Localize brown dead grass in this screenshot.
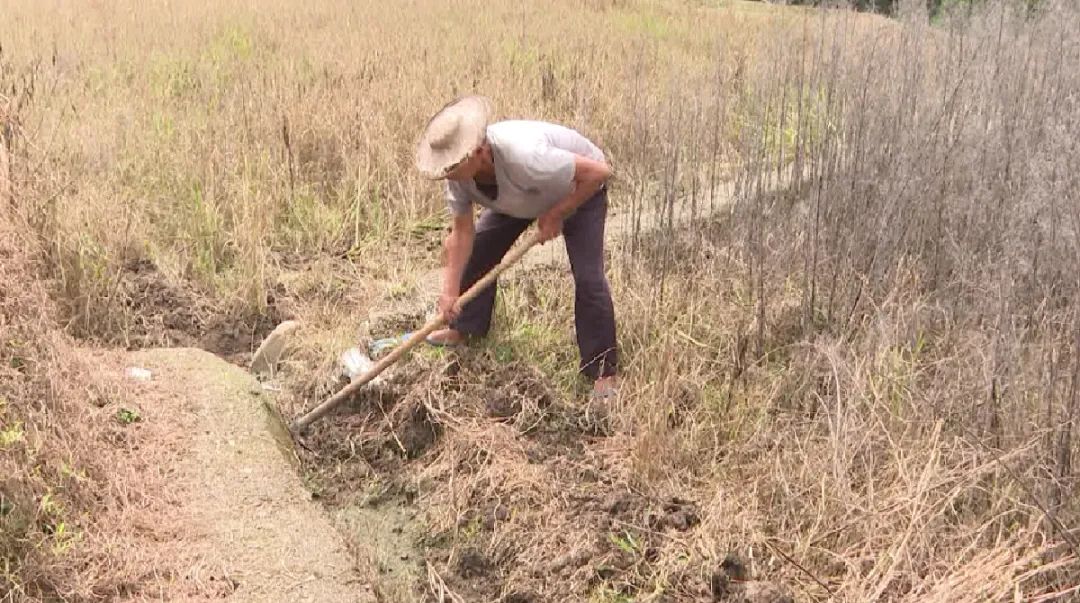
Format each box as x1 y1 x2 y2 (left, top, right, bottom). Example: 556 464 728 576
293 236 1080 601
0 212 190 600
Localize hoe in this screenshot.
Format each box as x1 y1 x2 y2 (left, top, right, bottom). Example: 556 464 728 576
286 230 542 437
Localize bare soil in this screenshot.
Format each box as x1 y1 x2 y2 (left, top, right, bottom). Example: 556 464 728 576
95 258 291 363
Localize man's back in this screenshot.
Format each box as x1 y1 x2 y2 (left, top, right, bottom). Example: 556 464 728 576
444 120 605 219
487 120 605 164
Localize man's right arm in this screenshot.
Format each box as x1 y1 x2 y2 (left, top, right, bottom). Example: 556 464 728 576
439 211 474 320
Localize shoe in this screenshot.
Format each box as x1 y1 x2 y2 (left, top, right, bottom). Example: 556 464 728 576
425 328 464 347
591 376 619 400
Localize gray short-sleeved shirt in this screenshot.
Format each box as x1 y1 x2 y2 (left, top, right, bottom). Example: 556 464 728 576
445 120 605 220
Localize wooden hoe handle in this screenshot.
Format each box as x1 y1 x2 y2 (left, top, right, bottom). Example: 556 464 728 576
289 230 543 434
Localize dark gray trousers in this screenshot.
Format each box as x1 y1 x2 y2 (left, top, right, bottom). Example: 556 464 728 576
450 189 617 379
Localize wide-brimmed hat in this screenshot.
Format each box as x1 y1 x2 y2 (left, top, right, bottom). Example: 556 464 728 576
415 95 494 180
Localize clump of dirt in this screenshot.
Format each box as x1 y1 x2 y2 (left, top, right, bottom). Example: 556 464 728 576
362 307 429 341
647 496 702 532
199 295 290 362
394 401 441 460
98 258 290 363
114 258 207 348
709 553 796 603
453 547 495 579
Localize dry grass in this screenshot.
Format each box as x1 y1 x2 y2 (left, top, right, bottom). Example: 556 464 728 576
3 0 1080 600
591 0 1080 599
0 0 786 349
0 208 188 600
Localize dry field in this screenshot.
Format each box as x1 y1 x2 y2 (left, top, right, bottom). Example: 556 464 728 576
2 0 1080 601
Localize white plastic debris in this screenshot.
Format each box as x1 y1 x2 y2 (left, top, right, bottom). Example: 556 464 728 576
125 367 152 381
339 347 374 381
338 346 391 388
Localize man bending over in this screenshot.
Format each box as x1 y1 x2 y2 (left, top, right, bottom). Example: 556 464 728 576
414 95 618 399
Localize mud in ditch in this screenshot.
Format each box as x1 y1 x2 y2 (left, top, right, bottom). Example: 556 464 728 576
337 496 428 601
289 348 790 602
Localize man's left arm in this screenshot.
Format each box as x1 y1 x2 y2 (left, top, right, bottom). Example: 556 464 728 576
537 154 612 243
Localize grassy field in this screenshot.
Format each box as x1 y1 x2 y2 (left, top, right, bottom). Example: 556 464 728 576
3 0 1080 601
1 0 787 343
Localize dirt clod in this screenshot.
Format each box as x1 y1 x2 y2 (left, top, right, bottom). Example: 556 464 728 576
719 553 750 581
547 548 591 575
480 503 512 531
713 580 795 603
455 548 493 579
393 402 440 459
486 394 522 420
648 497 700 532
579 396 614 435
503 591 539 603
740 581 795 603
711 553 792 603
603 492 643 517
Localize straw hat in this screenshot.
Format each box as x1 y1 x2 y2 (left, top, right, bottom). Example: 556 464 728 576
415 95 494 180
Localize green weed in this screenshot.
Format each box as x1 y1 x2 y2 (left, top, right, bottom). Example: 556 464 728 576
149 55 199 99
165 180 231 284
611 9 672 40
208 25 255 64
278 192 347 254
0 422 24 448
500 39 543 72
588 584 635 603
608 530 641 556
116 408 141 425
